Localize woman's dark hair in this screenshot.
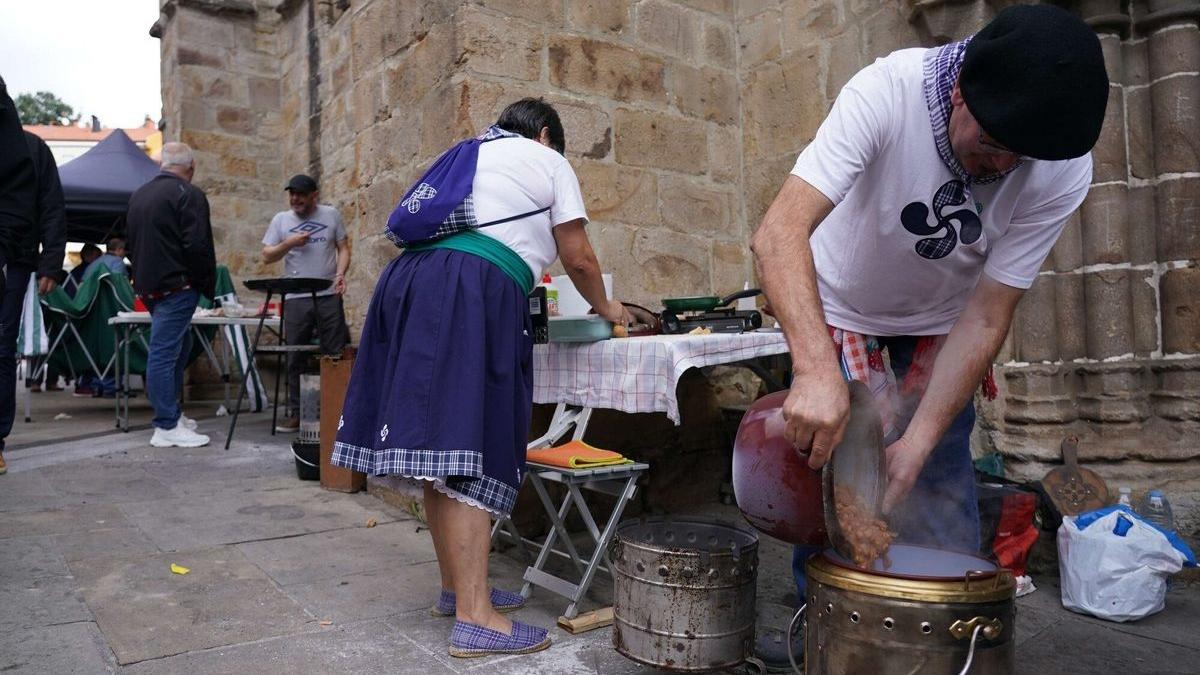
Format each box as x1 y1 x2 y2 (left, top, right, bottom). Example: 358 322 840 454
496 98 566 154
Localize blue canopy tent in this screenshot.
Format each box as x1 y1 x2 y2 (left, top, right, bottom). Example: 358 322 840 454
57 128 159 243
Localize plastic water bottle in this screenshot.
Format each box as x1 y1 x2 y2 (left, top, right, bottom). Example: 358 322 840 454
1137 489 1175 531
1117 486 1133 508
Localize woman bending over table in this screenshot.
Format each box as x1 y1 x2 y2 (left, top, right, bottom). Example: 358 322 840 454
331 98 630 658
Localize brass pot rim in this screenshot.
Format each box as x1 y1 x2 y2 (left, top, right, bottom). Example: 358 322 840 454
806 555 1015 604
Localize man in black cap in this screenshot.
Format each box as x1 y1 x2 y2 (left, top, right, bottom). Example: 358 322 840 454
749 2 1108 637
261 174 350 432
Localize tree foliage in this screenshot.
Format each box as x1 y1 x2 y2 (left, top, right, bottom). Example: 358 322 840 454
16 91 78 126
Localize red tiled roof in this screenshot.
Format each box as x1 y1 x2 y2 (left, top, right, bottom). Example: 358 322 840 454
24 119 158 143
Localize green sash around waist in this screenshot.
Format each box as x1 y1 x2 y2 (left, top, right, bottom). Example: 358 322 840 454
407 230 534 296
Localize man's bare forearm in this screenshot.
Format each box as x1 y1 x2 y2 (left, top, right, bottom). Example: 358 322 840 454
336 241 351 277
904 277 1023 452
751 176 848 460
262 243 289 263
750 176 837 374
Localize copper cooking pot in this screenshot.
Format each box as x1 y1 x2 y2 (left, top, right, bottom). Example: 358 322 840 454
731 380 886 548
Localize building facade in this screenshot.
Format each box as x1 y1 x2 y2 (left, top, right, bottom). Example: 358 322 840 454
153 0 1200 534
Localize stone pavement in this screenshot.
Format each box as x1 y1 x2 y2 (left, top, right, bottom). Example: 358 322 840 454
1 411 1197 674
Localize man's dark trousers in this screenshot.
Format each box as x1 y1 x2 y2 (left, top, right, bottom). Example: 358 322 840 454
284 295 348 417
0 263 33 451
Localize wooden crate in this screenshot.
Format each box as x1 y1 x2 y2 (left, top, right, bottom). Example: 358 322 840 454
319 348 365 493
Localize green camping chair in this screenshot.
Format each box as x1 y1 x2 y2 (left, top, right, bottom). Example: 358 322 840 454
20 264 270 424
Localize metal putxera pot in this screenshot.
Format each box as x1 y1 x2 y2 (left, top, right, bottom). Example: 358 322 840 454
804 544 1016 675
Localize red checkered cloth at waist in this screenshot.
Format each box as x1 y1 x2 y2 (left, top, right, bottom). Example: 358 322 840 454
827 326 997 439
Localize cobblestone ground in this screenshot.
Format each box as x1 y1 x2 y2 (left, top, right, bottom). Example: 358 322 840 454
1 403 1196 674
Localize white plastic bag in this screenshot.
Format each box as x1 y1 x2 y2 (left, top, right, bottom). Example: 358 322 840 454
1058 509 1185 622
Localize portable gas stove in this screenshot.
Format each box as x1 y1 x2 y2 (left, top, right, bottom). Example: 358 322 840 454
661 306 763 334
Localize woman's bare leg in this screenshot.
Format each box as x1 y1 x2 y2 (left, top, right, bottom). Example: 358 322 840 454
430 488 511 633
423 482 454 592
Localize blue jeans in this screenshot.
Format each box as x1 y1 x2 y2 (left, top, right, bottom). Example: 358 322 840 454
791 335 981 601
145 289 198 430
0 264 32 451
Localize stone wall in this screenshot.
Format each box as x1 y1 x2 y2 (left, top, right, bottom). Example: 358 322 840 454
987 0 1200 538
155 0 1200 534
737 1 925 224
154 0 288 287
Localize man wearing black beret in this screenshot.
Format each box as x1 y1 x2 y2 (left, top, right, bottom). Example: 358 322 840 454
750 4 1109 607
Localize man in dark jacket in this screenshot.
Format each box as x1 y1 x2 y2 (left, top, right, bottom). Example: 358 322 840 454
0 75 38 291
126 141 215 448
0 85 68 474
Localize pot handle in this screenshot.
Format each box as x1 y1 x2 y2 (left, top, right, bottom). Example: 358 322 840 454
961 569 992 591
956 623 983 675
718 288 762 307
1061 435 1080 468
787 604 806 675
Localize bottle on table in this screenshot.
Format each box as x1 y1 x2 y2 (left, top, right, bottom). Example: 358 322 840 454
1117 486 1133 508
541 274 559 317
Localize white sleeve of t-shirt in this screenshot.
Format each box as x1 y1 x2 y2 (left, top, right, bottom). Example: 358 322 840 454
550 157 589 227
791 59 897 204
984 156 1092 289
262 214 283 246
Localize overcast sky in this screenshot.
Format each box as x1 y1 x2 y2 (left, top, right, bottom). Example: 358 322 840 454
0 1 162 129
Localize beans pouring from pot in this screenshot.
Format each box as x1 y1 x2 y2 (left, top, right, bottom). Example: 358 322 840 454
835 489 895 569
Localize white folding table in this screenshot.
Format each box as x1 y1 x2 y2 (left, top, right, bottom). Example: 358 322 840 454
108 312 281 431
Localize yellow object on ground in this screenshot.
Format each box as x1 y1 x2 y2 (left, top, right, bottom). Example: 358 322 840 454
527 440 631 469
170 563 190 575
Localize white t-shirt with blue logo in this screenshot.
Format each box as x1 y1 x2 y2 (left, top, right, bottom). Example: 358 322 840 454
792 47 1092 336
262 204 347 298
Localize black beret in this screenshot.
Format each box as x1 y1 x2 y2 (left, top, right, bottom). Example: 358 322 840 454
960 4 1109 161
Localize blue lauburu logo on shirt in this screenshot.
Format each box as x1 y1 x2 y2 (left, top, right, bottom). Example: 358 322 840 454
900 180 982 260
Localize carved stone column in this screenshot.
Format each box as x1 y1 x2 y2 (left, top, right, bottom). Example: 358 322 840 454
1142 0 1200 444
904 0 1019 44
910 0 1200 534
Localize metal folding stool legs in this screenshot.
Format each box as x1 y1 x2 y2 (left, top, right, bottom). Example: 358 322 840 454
517 461 648 619
489 515 531 563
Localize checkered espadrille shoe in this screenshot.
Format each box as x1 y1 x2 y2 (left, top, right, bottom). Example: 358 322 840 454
430 588 526 617
448 619 550 658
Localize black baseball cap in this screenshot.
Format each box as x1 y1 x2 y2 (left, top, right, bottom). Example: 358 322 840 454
284 174 318 193
960 5 1109 161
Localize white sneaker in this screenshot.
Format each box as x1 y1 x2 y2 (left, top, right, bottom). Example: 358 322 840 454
178 415 198 430
150 424 210 448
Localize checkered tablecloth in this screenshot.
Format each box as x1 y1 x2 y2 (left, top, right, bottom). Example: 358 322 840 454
532 330 790 424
